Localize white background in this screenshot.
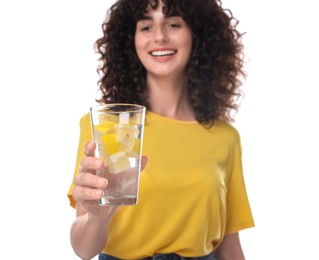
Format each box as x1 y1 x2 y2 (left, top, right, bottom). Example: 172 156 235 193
0 0 318 259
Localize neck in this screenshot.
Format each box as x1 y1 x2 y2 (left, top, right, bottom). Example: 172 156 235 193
146 74 195 121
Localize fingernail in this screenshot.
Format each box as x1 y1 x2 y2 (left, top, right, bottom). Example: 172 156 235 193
98 178 107 188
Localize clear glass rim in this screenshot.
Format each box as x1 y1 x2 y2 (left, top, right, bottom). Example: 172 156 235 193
90 103 146 113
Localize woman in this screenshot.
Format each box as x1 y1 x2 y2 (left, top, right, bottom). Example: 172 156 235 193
68 0 254 259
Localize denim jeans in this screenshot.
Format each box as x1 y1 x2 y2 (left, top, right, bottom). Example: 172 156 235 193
98 253 217 260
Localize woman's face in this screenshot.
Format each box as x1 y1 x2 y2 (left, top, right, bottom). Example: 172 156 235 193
134 2 192 79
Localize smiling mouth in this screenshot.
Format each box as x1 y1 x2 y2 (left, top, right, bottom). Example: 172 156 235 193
150 50 177 57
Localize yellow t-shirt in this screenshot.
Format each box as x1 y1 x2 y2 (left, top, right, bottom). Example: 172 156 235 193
68 111 254 258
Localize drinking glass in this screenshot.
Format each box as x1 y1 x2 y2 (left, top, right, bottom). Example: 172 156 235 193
90 103 146 206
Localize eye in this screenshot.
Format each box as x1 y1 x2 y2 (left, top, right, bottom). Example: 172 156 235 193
166 23 181 29
141 25 153 32
136 20 154 32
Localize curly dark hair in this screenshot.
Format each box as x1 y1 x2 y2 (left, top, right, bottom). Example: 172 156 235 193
95 0 246 124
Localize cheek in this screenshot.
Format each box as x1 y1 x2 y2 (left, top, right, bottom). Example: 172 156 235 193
135 47 146 63
134 33 141 49
179 31 192 49
134 36 139 52
134 41 143 60
134 41 148 67
134 36 147 53
182 37 193 57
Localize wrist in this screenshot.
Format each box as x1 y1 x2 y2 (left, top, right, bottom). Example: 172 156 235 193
87 206 119 222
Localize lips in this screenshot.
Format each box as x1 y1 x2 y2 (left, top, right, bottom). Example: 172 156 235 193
150 49 177 57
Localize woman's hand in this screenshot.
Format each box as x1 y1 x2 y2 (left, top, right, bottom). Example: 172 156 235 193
71 141 148 217
72 141 113 216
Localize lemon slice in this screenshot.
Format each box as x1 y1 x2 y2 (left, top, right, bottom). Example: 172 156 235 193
99 123 141 174
109 152 131 174
94 121 116 134
100 131 140 155
114 124 139 150
101 133 121 155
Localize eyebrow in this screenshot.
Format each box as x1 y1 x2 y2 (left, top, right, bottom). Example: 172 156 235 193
138 14 180 21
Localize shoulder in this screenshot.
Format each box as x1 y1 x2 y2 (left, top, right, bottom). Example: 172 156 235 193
213 120 241 143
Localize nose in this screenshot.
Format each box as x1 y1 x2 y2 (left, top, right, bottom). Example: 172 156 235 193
154 26 168 43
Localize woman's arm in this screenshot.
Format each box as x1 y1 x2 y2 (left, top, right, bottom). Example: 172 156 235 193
70 141 119 260
69 141 148 260
214 233 245 260
70 203 118 260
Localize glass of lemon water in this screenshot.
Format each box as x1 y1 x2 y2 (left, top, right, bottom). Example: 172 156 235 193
90 104 146 206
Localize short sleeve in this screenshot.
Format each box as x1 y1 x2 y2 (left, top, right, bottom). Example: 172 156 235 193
225 132 255 234
67 113 92 208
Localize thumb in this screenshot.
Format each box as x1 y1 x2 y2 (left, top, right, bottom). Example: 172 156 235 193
141 155 148 171
84 141 96 157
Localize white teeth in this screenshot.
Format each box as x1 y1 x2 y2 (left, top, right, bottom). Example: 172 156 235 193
150 50 176 56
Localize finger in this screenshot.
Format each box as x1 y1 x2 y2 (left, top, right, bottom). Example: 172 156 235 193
74 172 108 189
79 156 105 173
141 155 148 171
84 141 96 157
72 185 104 202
